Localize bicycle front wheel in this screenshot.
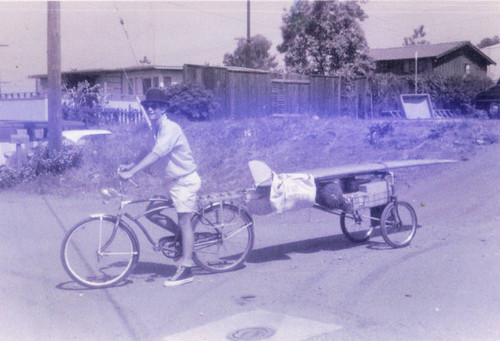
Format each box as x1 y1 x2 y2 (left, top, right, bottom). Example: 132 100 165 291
192 203 254 273
61 216 139 288
380 201 417 248
340 207 375 243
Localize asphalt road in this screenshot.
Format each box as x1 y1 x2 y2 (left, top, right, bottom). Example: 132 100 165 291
0 143 499 341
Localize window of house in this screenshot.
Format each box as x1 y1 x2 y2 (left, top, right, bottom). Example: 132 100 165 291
409 60 415 73
142 78 152 94
163 76 172 87
153 76 159 88
464 64 471 75
418 59 427 72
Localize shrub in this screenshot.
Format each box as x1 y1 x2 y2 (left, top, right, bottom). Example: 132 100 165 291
0 146 82 187
163 84 220 121
0 166 17 188
369 74 409 114
368 73 493 116
412 74 493 114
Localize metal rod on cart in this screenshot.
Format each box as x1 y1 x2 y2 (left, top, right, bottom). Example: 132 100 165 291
313 204 343 216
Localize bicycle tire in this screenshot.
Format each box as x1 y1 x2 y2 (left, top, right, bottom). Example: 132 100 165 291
340 207 374 243
61 215 140 289
380 201 417 248
192 203 254 273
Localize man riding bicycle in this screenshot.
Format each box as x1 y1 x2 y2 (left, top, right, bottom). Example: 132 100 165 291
118 88 201 287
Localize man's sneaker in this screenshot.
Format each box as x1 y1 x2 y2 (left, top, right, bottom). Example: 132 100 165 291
163 266 193 287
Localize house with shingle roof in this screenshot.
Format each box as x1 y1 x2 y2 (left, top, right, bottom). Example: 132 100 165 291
369 41 496 78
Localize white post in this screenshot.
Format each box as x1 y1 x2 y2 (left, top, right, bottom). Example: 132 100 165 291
415 51 418 94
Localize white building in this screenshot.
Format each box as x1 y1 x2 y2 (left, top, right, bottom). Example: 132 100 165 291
481 43 500 82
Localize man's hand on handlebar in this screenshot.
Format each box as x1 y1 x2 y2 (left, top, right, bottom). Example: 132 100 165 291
118 162 135 172
118 169 134 181
118 162 136 181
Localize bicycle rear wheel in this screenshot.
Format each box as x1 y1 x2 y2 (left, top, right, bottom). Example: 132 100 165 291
380 201 417 248
61 215 139 288
192 203 254 273
340 207 375 242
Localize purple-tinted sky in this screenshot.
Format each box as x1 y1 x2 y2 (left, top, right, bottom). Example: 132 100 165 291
0 0 499 92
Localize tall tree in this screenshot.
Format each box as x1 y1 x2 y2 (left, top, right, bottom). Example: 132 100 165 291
403 25 430 46
223 34 278 70
477 35 500 49
277 0 373 77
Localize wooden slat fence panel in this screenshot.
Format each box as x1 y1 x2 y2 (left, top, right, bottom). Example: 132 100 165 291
271 79 310 115
228 71 271 119
310 76 341 117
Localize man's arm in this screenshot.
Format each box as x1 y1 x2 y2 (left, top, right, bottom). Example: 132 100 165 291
118 152 159 180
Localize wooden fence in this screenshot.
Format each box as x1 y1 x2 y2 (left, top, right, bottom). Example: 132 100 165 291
184 65 343 119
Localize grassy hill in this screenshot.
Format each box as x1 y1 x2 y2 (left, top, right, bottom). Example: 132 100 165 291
7 116 500 197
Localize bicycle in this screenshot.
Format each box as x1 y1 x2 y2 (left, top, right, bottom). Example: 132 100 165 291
60 184 255 289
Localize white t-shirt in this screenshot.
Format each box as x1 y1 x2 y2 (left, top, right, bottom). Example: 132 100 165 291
151 115 197 178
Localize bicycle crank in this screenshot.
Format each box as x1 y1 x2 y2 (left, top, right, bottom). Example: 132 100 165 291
158 236 182 259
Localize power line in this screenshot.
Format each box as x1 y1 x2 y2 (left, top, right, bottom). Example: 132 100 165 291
164 1 281 31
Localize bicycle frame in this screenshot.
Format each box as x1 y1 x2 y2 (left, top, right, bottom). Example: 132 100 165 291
102 193 252 255
107 198 170 250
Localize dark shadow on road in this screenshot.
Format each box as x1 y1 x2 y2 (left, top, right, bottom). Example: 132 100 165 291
247 232 369 264
133 261 174 277
131 261 231 279
56 279 131 291
246 226 421 264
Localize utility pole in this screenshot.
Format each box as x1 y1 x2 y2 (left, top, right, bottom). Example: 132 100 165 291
247 0 250 43
245 0 251 68
47 1 62 153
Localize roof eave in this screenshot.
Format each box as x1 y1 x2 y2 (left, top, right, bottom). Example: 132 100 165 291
29 65 184 79
435 41 496 65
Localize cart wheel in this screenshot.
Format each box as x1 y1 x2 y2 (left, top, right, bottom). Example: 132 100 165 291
340 208 374 243
380 201 417 248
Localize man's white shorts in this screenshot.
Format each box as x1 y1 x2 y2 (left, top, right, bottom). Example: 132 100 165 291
168 171 201 213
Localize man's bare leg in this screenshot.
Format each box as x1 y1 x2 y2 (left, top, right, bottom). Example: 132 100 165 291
163 212 195 286
177 212 195 267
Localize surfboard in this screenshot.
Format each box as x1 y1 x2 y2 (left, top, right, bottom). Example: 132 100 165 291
248 159 457 186
307 159 457 181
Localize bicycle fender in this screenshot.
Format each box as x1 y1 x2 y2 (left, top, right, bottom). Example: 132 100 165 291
193 203 254 226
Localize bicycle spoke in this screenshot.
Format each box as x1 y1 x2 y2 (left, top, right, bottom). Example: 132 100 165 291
62 217 138 288
380 202 417 248
340 207 374 242
193 204 254 272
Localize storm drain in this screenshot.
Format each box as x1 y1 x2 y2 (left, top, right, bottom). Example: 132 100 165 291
227 326 276 340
